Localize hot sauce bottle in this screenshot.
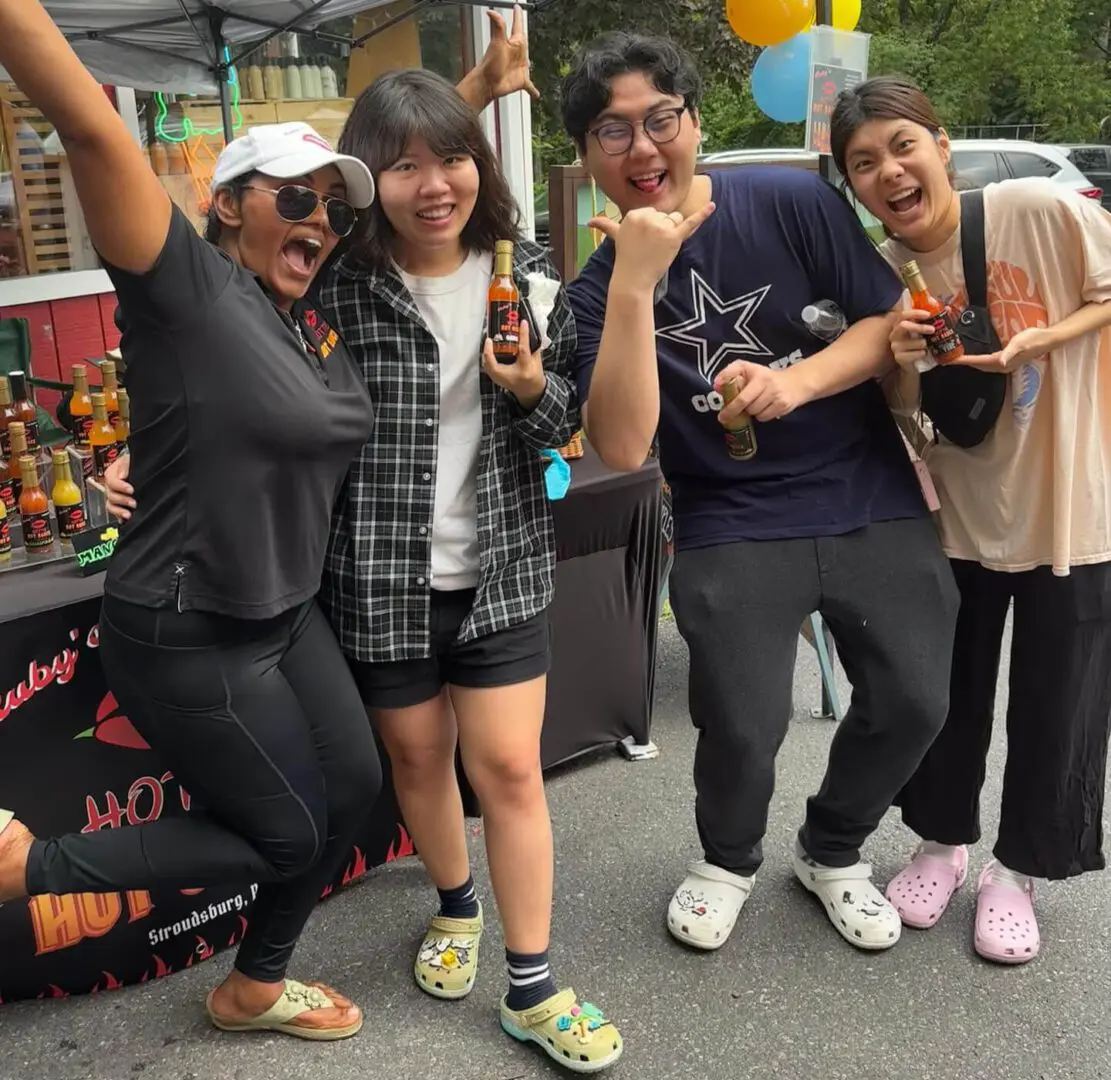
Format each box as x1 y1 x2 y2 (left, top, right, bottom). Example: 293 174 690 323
487 239 520 364
0 375 17 458
70 363 94 449
100 359 122 427
51 449 87 543
7 371 38 451
18 454 53 553
8 421 29 504
114 387 131 452
900 260 964 364
90 392 120 480
0 435 12 514
720 377 758 461
0 499 10 562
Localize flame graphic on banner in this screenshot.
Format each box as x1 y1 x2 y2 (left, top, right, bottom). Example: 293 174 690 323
37 984 68 999
227 914 249 948
89 971 122 994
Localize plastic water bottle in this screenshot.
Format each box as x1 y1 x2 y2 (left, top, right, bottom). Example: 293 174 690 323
802 300 847 343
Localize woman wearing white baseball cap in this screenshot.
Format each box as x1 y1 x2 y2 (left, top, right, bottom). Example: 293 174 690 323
0 0 382 1041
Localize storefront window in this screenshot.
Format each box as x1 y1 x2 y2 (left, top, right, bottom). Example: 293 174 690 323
0 82 120 279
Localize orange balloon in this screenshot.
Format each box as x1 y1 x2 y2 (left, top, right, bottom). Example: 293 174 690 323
726 0 813 47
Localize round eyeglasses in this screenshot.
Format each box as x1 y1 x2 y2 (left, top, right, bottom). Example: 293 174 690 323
588 106 687 157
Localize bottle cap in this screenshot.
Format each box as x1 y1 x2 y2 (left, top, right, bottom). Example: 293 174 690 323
494 239 514 255
92 392 106 407
900 259 922 278
52 449 68 465
801 304 819 323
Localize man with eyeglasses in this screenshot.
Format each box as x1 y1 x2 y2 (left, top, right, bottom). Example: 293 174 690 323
561 33 959 954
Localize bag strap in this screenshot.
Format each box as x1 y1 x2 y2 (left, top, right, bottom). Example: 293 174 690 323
959 188 988 309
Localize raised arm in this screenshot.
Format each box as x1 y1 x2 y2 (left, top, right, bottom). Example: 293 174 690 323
0 0 172 274
456 5 539 113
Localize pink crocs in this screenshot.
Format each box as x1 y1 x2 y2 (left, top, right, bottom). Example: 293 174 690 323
974 861 1040 964
885 844 968 929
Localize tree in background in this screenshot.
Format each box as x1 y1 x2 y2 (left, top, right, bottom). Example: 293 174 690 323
529 0 1111 181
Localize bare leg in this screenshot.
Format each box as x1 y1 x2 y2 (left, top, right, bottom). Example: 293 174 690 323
451 677 551 953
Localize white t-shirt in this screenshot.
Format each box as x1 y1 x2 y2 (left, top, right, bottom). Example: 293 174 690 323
399 250 492 590
880 178 1111 575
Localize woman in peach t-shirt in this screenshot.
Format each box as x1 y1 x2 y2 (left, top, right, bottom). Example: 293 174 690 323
830 76 1111 966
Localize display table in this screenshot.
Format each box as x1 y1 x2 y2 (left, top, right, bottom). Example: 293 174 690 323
0 447 663 1002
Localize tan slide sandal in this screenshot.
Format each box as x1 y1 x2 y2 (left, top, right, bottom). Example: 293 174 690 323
206 979 363 1041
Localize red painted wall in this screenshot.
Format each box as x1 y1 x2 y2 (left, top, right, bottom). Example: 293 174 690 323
0 293 119 420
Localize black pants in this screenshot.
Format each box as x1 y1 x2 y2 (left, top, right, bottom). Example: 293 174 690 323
25 595 382 983
898 559 1111 880
669 517 959 875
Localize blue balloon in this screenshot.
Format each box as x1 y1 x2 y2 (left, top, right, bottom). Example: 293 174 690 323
751 31 812 124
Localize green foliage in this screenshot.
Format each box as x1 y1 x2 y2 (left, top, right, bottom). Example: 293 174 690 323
528 0 1111 178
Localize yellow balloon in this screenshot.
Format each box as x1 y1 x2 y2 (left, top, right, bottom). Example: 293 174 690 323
726 0 812 48
804 0 862 31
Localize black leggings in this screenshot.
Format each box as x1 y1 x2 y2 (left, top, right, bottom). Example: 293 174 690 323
898 559 1111 880
24 594 382 983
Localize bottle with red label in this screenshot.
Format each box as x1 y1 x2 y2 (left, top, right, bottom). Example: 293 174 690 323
18 453 53 554
7 371 38 451
70 363 94 449
51 449 87 544
487 240 520 364
90 392 119 479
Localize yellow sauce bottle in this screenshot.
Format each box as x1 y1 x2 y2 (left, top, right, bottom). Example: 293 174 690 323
52 449 87 544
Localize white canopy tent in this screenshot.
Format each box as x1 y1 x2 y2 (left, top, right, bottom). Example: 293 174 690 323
1 0 539 137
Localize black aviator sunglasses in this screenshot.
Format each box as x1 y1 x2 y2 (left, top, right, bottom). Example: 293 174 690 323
243 183 358 238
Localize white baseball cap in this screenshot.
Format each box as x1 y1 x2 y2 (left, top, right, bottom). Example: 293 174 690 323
212 122 375 208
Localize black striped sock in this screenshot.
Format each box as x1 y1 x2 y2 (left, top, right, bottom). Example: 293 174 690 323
505 948 558 1012
437 875 479 919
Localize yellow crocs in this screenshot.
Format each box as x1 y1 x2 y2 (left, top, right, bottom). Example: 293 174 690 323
500 988 623 1073
413 904 483 999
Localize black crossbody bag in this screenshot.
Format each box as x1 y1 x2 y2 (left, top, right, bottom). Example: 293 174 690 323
917 189 1007 448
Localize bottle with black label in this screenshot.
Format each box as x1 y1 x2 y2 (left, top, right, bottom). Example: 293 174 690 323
720 377 758 461
7 421 29 504
70 363 94 449
487 239 521 364
0 375 17 458
0 432 12 514
899 260 965 364
18 454 53 554
90 392 120 479
0 498 10 562
51 449 87 544
7 371 38 451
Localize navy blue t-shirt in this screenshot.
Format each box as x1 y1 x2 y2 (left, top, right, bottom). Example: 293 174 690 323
567 166 928 549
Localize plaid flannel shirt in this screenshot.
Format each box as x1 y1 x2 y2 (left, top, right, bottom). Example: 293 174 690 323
316 240 581 662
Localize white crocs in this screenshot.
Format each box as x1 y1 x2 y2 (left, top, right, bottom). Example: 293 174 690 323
667 860 754 950
794 844 902 951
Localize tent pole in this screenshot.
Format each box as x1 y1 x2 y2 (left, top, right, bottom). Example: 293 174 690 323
205 4 234 143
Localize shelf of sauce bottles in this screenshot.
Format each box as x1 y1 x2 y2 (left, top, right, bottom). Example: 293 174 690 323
0 361 128 573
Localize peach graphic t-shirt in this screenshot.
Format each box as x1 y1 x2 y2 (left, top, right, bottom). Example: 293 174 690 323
880 178 1111 576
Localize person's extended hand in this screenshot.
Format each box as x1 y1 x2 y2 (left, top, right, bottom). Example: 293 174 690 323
589 202 716 293
951 326 1053 373
103 453 136 521
483 320 546 409
714 361 806 423
890 309 936 370
476 5 538 101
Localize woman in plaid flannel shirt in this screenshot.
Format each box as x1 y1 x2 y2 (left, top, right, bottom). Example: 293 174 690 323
312 69 622 1072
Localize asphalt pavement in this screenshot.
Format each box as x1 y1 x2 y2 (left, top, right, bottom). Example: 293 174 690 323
1 613 1108 1080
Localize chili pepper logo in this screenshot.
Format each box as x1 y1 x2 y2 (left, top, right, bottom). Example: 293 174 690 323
74 691 150 750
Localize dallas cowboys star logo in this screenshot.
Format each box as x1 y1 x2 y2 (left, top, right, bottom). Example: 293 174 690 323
656 271 772 382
